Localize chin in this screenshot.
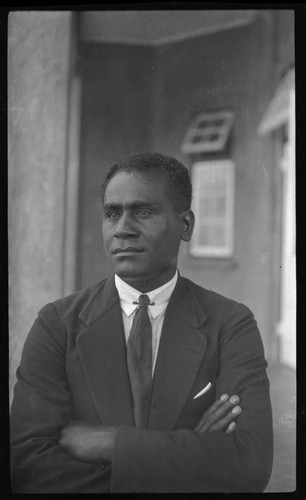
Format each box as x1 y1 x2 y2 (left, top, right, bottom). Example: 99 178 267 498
113 264 147 280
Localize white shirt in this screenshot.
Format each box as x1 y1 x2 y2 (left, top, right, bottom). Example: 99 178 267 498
114 271 178 374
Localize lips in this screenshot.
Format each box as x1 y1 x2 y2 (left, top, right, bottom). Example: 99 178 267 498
113 247 144 254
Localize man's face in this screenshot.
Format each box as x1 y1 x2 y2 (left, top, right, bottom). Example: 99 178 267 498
102 170 186 290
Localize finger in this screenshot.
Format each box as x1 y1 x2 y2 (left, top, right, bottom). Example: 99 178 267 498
193 395 228 432
225 421 237 434
194 394 231 431
204 394 229 417
193 394 240 433
201 396 240 431
208 405 241 432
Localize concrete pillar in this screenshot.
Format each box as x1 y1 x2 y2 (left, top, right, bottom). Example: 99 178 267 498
8 12 73 402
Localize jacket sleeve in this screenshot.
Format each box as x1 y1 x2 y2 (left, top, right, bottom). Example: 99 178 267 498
10 303 110 494
111 302 273 493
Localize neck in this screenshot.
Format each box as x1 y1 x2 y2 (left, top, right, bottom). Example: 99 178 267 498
117 269 177 293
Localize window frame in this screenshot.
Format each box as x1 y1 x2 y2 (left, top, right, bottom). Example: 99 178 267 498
190 159 235 258
182 110 234 154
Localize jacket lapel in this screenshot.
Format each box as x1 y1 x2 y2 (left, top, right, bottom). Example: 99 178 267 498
75 275 208 430
148 277 208 430
76 276 135 426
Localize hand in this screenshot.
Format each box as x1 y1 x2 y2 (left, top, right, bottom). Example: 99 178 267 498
193 394 241 434
59 421 117 463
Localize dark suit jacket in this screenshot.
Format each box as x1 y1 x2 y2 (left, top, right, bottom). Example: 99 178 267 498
10 275 273 493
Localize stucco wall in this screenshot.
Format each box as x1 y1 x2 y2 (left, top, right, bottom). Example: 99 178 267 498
8 12 73 400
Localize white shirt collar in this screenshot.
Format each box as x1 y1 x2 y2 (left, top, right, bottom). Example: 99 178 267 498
114 271 178 319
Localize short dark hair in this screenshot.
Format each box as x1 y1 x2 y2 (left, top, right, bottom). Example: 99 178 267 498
101 152 192 213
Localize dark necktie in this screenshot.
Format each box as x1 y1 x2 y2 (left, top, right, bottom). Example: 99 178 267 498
127 294 153 428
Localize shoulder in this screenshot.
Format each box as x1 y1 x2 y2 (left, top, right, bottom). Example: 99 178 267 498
180 275 237 309
53 279 107 311
179 277 262 355
37 278 109 324
179 275 254 322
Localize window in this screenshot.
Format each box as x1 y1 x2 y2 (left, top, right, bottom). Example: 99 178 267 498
182 110 234 154
190 160 235 258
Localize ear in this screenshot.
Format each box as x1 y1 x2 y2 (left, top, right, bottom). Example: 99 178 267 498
180 209 195 242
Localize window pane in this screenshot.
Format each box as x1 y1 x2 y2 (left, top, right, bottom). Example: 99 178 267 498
190 160 235 257
182 111 234 153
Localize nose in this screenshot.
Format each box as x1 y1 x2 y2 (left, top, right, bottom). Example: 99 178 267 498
114 212 138 239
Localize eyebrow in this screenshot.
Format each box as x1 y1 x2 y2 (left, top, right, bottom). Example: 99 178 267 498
103 201 160 211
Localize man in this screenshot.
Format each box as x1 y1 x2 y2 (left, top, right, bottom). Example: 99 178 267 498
10 152 273 493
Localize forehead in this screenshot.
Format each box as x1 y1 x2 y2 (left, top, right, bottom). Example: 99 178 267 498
104 170 169 205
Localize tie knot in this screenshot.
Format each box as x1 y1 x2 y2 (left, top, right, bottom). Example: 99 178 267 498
138 294 150 309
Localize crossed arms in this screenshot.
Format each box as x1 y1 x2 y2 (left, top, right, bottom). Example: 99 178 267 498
59 393 242 463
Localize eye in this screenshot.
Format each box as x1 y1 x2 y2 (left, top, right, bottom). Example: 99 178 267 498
135 209 152 217
105 211 120 219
